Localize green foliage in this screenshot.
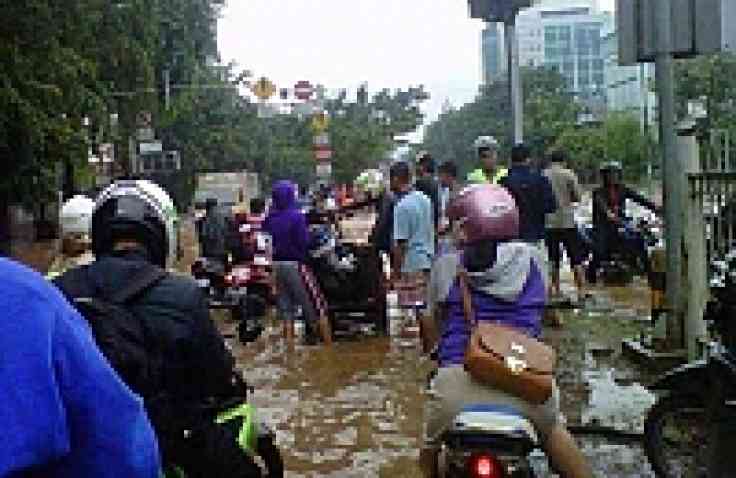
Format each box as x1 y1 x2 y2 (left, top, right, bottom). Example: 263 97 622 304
552 112 650 184
423 67 579 178
674 52 736 130
320 87 426 185
0 0 106 205
1 0 425 207
424 67 651 183
0 0 224 206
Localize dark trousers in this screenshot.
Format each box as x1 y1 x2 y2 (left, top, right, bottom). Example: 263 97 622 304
588 225 649 283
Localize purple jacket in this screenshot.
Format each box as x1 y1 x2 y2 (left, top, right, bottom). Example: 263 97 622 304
263 181 310 263
434 243 546 367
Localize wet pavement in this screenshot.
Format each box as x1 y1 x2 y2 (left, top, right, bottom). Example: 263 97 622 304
209 276 661 477
169 213 663 477
9 215 662 477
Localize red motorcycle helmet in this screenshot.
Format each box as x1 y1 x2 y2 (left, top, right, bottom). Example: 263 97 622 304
448 184 519 244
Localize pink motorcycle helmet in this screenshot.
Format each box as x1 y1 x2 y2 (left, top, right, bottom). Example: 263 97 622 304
447 184 519 244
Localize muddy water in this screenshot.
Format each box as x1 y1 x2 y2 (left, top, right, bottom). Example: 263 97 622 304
219 317 431 477
182 217 659 476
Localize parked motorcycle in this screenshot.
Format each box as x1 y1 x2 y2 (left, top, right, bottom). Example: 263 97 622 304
643 248 736 477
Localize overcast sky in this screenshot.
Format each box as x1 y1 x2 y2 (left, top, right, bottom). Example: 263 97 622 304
218 0 616 137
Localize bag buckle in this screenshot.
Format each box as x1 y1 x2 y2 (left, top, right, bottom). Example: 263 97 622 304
510 342 526 355
505 356 528 374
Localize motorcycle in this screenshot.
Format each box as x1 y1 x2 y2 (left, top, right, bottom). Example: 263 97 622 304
231 225 274 344
306 223 387 335
436 404 539 478
191 256 230 301
163 374 284 478
579 216 655 286
190 253 266 344
643 248 736 477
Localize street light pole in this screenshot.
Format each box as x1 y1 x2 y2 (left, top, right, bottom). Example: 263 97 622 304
654 0 684 349
505 14 524 145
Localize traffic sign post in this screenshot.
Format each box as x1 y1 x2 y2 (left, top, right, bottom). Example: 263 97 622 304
311 111 330 133
294 80 314 101
251 77 276 101
316 161 332 178
314 146 333 161
313 133 330 146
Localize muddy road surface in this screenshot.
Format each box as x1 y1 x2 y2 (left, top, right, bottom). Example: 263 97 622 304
187 216 658 477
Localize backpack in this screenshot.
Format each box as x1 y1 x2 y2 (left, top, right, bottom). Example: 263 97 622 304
56 265 168 399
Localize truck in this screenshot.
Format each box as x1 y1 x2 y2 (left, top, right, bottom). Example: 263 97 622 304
194 171 260 216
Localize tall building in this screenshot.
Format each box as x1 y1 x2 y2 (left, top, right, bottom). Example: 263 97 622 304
602 31 656 118
481 23 505 84
514 0 613 101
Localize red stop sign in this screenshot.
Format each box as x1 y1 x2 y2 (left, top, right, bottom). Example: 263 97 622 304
294 80 314 101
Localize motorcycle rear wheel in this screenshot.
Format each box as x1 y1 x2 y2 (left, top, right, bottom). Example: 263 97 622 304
644 394 710 477
257 434 285 478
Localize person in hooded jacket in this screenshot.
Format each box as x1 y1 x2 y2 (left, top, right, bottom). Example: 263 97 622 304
421 184 592 478
0 256 160 478
263 180 332 346
54 180 263 477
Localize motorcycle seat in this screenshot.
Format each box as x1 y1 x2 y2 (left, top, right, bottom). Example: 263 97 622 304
448 404 539 446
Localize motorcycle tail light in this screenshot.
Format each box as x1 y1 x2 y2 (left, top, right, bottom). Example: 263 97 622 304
225 274 233 286
469 453 503 478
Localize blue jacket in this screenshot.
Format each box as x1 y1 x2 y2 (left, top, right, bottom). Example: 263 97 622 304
0 258 160 477
500 165 557 241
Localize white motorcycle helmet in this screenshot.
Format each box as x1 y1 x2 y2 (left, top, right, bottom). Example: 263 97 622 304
473 135 499 152
60 195 95 238
93 179 179 268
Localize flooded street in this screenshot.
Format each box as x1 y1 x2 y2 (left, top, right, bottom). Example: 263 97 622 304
7 214 663 477
195 217 661 476
213 304 658 477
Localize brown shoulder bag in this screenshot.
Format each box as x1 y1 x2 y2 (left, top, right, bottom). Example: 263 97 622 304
459 269 557 405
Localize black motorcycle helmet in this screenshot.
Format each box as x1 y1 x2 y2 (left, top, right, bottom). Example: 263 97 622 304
92 180 171 268
600 161 623 185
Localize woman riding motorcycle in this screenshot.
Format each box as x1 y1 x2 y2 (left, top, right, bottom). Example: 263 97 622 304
421 184 592 478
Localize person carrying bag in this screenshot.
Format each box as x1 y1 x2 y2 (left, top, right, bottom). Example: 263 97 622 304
458 268 557 405
420 184 592 478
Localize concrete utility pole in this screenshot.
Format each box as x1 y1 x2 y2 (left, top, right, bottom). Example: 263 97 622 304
654 0 684 348
469 1 531 148
506 15 524 145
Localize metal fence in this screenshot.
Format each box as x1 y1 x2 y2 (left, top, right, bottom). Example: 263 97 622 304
688 130 736 261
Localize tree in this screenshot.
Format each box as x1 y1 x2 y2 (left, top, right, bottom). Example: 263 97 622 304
423 67 579 177
323 87 426 184
1 0 425 217
0 0 107 206
675 52 736 129
674 52 736 168
553 112 650 184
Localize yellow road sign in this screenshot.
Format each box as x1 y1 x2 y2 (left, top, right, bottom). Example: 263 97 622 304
251 77 276 101
311 111 330 132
